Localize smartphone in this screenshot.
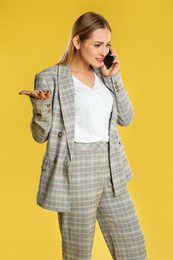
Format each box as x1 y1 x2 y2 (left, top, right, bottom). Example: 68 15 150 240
103 49 115 69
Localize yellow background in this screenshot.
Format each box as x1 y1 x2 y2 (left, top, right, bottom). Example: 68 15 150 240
1 0 173 259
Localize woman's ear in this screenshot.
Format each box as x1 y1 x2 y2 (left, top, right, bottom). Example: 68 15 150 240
72 36 80 50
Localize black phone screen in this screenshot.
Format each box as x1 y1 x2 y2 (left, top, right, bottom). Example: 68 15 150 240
103 49 115 69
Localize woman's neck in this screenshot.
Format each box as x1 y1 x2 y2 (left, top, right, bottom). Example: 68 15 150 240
70 53 93 74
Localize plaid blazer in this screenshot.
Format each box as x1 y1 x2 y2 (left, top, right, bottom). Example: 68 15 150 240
30 64 134 212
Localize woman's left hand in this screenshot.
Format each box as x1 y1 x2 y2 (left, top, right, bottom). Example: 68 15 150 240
100 46 120 77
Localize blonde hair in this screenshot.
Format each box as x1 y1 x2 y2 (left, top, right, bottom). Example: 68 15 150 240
56 12 112 66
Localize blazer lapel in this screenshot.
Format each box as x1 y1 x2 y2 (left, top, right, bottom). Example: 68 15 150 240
92 66 118 139
58 64 75 161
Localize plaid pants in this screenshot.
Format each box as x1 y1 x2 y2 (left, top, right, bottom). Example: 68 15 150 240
57 141 148 260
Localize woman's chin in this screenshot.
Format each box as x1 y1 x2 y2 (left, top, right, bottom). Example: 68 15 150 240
92 62 103 68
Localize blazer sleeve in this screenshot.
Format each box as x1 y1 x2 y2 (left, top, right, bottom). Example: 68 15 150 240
29 74 52 143
102 70 134 126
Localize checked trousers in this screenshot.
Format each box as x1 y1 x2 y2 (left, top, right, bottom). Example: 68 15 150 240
57 141 148 260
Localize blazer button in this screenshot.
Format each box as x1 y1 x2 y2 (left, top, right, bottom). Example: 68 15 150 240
115 85 118 89
47 104 51 107
114 82 117 86
47 109 51 113
116 89 119 92
119 142 121 147
58 132 62 137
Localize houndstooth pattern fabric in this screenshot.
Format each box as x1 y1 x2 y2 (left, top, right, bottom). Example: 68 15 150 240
58 141 148 260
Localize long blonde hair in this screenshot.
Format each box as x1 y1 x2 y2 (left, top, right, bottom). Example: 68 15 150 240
56 12 112 66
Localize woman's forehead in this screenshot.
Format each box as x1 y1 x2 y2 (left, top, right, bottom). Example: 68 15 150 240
89 28 111 42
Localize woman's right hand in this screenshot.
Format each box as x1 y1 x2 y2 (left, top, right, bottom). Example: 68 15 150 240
19 90 51 99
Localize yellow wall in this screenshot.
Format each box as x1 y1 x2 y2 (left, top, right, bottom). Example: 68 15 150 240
1 0 173 259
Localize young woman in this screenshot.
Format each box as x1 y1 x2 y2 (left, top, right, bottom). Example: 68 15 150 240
20 12 148 260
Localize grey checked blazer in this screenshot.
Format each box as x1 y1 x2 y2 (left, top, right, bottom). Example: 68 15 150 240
30 64 134 212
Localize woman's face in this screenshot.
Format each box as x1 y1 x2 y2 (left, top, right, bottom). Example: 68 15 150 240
77 27 111 68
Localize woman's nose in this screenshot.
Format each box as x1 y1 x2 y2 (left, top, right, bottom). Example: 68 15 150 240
100 47 108 57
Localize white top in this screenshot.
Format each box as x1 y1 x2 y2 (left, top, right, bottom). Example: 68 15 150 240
72 72 113 143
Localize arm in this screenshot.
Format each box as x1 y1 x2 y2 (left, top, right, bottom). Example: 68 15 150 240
100 46 134 126
102 70 134 126
29 74 52 143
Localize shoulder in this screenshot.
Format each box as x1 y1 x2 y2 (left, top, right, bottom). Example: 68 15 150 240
36 64 59 79
34 65 61 93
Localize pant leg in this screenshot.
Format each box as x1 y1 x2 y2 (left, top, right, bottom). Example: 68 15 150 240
96 167 148 260
58 141 109 260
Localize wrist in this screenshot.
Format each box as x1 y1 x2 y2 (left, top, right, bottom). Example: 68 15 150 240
102 70 120 78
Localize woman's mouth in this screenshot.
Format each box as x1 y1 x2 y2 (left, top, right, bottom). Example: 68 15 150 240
96 58 104 63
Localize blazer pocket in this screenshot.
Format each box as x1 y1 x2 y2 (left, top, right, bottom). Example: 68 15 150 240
41 156 68 171
41 157 50 170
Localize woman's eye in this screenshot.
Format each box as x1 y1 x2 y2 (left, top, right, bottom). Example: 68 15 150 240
94 44 111 48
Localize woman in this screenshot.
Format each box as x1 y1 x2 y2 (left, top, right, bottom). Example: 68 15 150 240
20 12 147 260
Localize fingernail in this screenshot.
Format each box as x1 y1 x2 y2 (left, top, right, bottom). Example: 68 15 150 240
18 92 21 95
39 91 42 93
47 90 50 92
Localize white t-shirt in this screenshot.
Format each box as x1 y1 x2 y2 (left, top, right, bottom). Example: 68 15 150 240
72 72 113 143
